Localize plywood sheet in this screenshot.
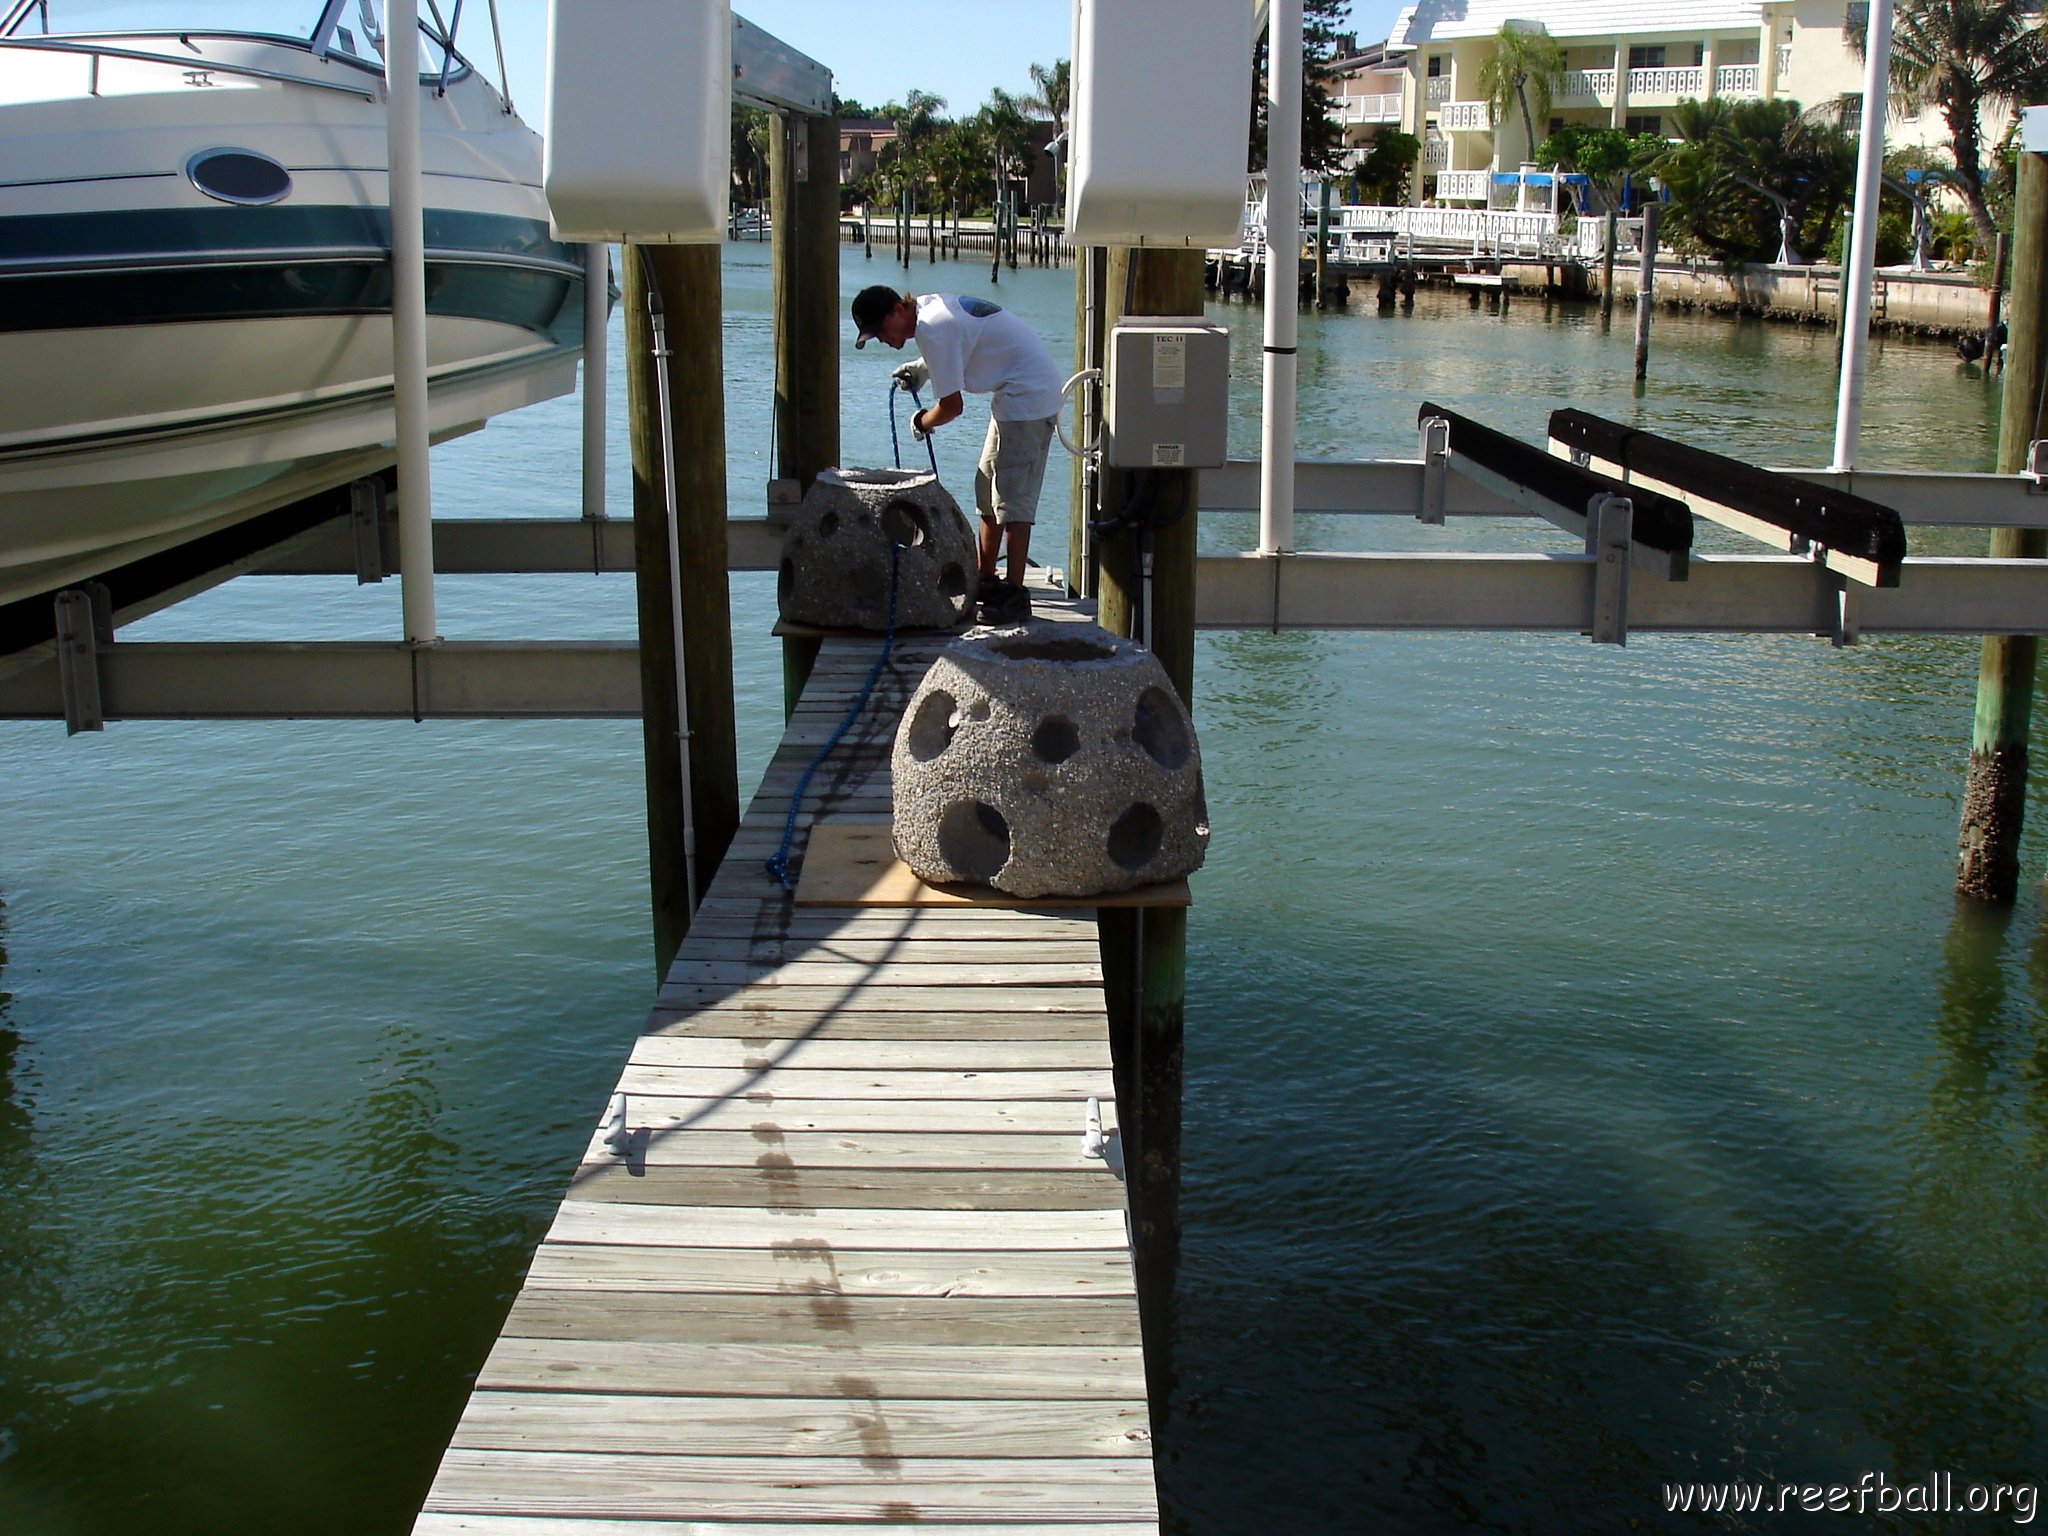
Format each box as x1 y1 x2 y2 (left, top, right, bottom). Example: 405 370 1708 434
795 820 1191 910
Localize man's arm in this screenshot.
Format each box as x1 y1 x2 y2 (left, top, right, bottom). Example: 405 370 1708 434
914 392 964 436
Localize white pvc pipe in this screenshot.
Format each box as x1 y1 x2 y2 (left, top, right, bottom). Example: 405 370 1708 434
1832 0 1895 472
386 0 436 642
581 242 607 522
1258 0 1302 556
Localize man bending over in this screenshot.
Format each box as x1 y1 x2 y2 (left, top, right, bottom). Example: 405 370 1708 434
851 285 1065 624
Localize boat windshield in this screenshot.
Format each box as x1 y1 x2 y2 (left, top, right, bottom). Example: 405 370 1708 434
0 4 323 41
0 1 488 93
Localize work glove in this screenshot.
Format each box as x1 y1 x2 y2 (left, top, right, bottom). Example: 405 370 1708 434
910 410 934 442
891 358 930 393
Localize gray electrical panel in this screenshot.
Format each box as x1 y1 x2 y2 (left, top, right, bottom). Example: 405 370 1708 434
1104 317 1231 469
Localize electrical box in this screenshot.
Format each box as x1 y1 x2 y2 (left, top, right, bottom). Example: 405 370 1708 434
1105 318 1231 469
1066 0 1253 247
543 0 730 243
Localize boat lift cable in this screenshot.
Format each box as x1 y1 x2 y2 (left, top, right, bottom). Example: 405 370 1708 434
764 542 905 891
887 380 942 476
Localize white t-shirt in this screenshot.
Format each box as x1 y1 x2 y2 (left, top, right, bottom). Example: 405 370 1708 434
913 293 1065 422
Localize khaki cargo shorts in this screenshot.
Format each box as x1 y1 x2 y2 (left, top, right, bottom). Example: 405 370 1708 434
975 414 1057 526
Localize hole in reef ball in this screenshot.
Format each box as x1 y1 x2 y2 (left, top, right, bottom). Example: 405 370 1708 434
878 498 929 548
937 799 1010 881
777 557 795 606
1031 713 1081 764
988 636 1115 663
1107 802 1163 872
937 562 968 597
906 690 959 761
1132 686 1191 770
818 510 840 537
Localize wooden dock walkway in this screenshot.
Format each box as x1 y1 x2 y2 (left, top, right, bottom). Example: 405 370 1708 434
415 589 1158 1533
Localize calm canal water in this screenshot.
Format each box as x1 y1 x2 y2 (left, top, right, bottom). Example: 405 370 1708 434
3 245 2041 1534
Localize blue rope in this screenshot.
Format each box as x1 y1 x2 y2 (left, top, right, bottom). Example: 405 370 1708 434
764 541 904 891
888 380 941 475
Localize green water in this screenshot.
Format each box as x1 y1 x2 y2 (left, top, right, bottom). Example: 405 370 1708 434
2 247 2042 1533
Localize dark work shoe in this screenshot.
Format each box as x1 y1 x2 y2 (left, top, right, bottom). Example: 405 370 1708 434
976 573 1004 604
978 580 1032 624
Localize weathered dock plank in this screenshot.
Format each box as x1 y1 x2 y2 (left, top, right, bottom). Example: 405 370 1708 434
416 593 1156 1533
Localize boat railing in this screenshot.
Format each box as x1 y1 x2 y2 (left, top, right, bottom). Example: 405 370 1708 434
0 34 382 97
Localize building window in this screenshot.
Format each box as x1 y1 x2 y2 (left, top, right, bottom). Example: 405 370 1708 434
1427 54 1444 76
1625 114 1663 135
1845 0 1869 23
1549 117 1563 135
1628 45 1666 68
1689 42 1705 65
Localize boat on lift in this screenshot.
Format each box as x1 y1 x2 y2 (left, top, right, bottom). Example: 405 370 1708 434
0 0 589 614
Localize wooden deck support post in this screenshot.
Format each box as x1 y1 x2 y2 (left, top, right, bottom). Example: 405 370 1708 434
624 247 740 975
1957 151 2048 901
1095 247 1203 1328
772 110 842 718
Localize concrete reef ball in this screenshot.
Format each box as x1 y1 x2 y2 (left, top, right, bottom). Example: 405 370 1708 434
778 467 975 631
891 620 1209 898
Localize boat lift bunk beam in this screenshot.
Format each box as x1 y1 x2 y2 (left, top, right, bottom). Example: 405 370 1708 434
1418 401 1693 582
1547 409 1909 588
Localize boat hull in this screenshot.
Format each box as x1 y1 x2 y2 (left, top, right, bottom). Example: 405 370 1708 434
0 32 587 613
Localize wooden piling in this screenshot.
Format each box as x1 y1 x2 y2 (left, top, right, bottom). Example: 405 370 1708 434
1315 179 1331 309
1634 202 1659 381
624 247 740 975
771 111 842 719
1957 152 2048 901
1989 230 2010 345
1094 247 1201 1329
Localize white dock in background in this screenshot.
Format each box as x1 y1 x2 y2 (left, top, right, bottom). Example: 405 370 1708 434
415 584 1159 1533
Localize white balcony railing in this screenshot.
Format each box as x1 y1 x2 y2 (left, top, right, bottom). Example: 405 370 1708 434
1627 65 1705 97
1333 92 1404 124
1435 169 1491 201
1337 202 1565 258
1565 215 1645 259
1559 68 1616 99
1714 63 1761 95
1439 99 1492 132
1421 136 1450 169
1776 43 1792 79
1424 75 1452 103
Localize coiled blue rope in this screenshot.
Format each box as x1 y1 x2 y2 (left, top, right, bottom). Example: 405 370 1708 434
763 540 904 891
888 380 942 475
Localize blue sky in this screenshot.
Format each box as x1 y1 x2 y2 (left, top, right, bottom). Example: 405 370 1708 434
488 1 1389 130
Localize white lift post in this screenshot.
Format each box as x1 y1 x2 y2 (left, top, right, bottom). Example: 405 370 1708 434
1259 0 1302 556
1831 0 1896 471
386 0 436 644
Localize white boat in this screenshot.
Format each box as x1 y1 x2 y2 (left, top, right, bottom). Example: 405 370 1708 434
0 1 589 614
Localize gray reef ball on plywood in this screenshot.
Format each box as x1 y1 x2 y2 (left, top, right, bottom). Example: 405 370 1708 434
891 619 1209 898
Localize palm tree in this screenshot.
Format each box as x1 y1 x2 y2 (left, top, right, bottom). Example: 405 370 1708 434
1475 21 1567 157
1879 0 2048 247
1026 59 1071 200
